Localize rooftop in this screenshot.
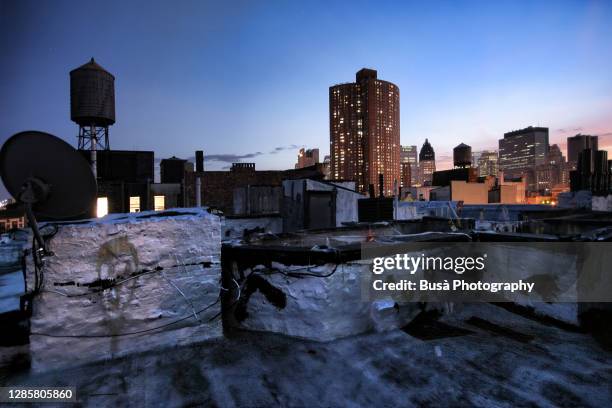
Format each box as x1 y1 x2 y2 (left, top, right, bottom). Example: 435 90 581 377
2 303 609 406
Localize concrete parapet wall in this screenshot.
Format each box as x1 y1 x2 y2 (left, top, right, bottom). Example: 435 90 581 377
222 216 283 241
592 194 612 212
222 258 422 342
25 208 223 371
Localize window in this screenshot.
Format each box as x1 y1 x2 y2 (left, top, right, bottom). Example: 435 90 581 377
154 195 165 211
129 196 141 213
97 197 109 218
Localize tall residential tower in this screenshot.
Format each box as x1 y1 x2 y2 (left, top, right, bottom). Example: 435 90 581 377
329 68 400 196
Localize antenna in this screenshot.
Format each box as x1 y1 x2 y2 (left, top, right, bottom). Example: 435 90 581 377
0 131 97 260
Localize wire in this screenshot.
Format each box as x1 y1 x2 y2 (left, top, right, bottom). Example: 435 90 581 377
232 278 241 301
167 253 201 322
207 278 241 322
43 261 216 298
265 263 340 279
31 223 59 293
29 297 220 338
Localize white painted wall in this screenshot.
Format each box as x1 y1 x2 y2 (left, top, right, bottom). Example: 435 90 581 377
25 208 223 372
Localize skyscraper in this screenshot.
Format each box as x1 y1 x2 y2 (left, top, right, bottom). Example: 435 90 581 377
418 139 436 186
401 162 411 190
499 126 549 192
533 144 572 194
330 68 400 196
295 148 320 169
567 134 598 166
400 145 418 187
570 148 611 193
476 150 498 177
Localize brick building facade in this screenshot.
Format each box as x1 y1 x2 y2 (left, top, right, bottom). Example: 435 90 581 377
186 162 327 214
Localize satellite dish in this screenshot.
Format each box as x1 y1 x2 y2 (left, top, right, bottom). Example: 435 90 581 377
0 131 97 258
0 131 97 218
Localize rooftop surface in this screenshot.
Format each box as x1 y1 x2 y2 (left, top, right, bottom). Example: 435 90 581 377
2 303 610 407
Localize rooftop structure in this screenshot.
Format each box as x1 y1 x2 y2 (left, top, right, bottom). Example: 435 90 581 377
70 58 115 156
453 143 472 168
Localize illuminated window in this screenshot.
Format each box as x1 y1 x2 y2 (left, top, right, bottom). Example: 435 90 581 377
97 197 109 218
154 195 165 211
129 196 140 213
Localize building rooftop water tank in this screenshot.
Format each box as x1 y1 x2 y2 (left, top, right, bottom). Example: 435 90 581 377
453 143 472 168
70 58 115 126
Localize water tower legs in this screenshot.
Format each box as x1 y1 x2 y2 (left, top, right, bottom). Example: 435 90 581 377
77 125 109 151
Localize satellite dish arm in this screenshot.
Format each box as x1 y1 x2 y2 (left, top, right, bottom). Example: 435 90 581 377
24 203 48 254
19 177 53 256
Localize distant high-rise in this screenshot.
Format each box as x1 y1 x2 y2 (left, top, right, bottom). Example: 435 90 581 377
548 144 564 165
567 134 598 166
535 144 568 193
330 68 400 196
499 126 549 191
476 150 498 177
570 148 611 194
418 139 436 186
295 148 320 169
401 162 411 189
400 145 418 187
472 151 483 165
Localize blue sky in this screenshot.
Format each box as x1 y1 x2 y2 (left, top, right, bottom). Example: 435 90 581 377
1 0 611 199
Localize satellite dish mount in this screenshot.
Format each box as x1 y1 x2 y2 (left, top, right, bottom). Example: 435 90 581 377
19 177 53 257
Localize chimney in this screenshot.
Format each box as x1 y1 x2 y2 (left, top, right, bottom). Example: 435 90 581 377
195 150 204 172
195 177 201 207
497 170 504 185
368 184 375 198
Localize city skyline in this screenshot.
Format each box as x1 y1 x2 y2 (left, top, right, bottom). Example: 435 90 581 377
1 0 612 200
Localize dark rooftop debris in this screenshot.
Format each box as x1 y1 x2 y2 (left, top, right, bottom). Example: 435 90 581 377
402 310 475 341
466 316 535 343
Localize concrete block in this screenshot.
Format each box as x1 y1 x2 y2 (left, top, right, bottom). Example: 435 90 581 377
24 208 223 371
224 261 420 341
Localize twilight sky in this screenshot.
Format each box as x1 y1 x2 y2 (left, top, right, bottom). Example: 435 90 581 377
1 0 611 200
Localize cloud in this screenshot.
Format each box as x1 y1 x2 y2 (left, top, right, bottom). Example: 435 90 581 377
556 127 583 134
435 155 454 171
180 152 267 164
269 144 300 154
204 152 264 163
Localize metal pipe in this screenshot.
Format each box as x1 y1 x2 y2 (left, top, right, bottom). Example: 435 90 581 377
195 177 201 207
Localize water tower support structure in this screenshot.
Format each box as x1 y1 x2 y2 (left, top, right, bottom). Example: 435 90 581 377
77 124 109 151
